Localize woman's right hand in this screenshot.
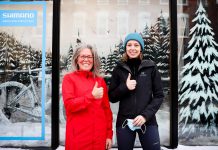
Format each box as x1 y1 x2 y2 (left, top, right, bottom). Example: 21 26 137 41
126 73 137 90
106 138 112 150
92 82 103 99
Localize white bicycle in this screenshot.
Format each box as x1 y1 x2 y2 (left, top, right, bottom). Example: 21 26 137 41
0 66 65 123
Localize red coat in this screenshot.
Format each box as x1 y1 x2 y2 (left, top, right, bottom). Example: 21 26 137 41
62 71 113 150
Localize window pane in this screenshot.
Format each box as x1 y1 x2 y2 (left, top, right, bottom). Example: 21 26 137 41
178 0 188 5
72 12 86 36
97 0 109 5
97 12 108 36
160 0 168 4
60 1 171 148
138 0 150 5
178 0 218 146
74 0 87 4
117 0 128 5
138 12 151 32
117 12 129 36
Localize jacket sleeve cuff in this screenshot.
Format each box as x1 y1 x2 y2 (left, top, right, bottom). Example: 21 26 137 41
107 131 113 139
141 113 149 121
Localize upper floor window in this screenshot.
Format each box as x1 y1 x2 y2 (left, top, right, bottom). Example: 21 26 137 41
117 11 129 37
138 0 150 5
160 0 168 5
117 0 128 5
74 0 87 4
72 12 86 37
97 12 109 36
177 0 188 5
197 0 208 6
178 13 189 38
97 0 109 5
138 12 151 33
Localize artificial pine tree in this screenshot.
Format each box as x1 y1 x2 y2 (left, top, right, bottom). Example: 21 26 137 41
100 56 107 74
162 18 170 79
179 1 218 137
66 44 74 70
117 39 124 56
141 24 152 60
35 50 42 69
20 45 30 70
105 52 114 74
46 50 52 67
111 49 120 68
0 32 7 70
0 33 16 70
149 25 159 63
154 12 170 79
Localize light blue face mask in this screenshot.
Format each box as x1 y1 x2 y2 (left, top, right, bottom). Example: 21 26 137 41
127 119 141 131
122 119 146 134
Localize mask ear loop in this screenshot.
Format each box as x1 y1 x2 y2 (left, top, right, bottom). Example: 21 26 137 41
141 124 146 134
122 119 128 128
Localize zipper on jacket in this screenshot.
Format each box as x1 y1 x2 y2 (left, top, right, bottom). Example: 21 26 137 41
133 66 137 116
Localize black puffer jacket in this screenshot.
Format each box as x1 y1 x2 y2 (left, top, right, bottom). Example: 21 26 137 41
109 59 164 127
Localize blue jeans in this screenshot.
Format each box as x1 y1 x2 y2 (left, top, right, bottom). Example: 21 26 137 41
116 125 161 150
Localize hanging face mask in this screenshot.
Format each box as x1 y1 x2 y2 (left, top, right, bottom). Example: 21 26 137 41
122 119 146 134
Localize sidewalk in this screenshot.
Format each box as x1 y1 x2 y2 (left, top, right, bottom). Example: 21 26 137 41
56 145 218 150
0 145 218 150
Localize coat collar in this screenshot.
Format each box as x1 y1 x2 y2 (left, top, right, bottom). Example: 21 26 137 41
117 59 155 73
75 70 93 78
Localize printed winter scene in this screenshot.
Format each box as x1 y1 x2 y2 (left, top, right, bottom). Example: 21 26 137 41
58 0 171 148
59 3 171 148
0 30 52 146
0 0 171 148
178 1 218 145
0 1 53 147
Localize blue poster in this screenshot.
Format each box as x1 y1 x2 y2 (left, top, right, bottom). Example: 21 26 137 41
0 1 51 147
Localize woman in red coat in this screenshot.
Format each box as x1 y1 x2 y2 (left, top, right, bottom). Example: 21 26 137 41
62 44 113 150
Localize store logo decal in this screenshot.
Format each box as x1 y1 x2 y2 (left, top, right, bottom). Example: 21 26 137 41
0 10 37 26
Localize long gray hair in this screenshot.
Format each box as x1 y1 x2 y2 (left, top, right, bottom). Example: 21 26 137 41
71 43 101 77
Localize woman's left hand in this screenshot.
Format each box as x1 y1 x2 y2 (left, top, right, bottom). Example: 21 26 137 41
133 115 146 126
106 138 112 150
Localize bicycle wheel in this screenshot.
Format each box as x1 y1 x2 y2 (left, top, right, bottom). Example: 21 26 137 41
0 81 41 123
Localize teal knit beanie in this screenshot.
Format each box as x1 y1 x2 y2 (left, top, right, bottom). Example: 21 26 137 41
124 33 144 52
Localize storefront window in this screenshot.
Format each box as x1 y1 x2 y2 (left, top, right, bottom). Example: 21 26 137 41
60 0 171 148
178 0 218 146
0 0 53 148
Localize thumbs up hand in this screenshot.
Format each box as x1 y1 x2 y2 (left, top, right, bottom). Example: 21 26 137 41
92 82 104 99
126 73 137 90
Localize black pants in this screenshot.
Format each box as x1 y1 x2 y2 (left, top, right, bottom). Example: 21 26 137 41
116 125 161 150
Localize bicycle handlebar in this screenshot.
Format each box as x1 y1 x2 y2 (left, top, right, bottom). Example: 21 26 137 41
0 67 52 74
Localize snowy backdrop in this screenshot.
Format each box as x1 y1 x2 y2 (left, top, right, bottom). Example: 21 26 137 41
0 1 173 148
0 31 52 147
0 1 52 146
59 10 171 147
178 1 218 145
2 0 218 149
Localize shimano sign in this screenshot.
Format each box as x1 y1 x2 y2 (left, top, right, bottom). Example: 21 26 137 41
0 10 37 26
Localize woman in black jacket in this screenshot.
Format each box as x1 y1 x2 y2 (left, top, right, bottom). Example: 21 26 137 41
109 32 164 150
